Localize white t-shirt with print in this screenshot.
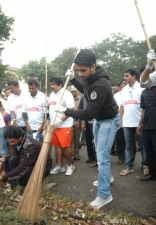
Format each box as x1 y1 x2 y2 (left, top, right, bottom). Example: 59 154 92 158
7 91 27 127
0 113 5 128
49 88 74 128
23 91 46 130
120 81 144 127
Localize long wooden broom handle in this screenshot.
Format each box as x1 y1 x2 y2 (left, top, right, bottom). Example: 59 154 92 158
134 0 156 70
50 22 91 126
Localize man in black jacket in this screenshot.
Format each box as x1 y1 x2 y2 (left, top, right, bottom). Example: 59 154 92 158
0 125 52 196
55 49 120 209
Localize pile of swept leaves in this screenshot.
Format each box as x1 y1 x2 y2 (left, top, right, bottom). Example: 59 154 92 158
0 185 156 225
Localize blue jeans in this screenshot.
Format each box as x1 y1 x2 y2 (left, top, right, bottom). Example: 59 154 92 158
93 114 120 199
123 127 148 170
0 127 8 157
26 130 42 142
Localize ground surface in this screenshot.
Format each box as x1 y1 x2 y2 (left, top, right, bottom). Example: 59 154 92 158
49 145 156 218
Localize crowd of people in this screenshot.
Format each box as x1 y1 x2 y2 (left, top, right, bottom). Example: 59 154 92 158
0 48 156 208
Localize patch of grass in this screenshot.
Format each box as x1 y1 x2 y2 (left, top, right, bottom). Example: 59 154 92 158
0 187 156 225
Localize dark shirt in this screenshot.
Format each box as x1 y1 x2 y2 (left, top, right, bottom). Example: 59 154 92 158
140 86 156 130
2 136 52 182
65 66 118 121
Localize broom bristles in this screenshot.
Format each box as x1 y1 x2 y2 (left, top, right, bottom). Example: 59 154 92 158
17 125 53 221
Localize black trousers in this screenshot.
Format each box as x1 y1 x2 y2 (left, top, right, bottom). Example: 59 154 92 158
116 128 125 161
84 122 95 159
142 130 156 175
8 156 51 187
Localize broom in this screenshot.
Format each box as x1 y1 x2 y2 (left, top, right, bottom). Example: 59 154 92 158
17 33 88 221
134 0 156 70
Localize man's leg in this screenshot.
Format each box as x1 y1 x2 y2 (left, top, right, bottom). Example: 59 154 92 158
116 128 125 163
121 127 136 172
8 156 19 188
141 130 156 181
20 126 26 135
18 167 33 186
63 147 72 165
70 125 76 158
50 146 66 175
74 125 81 158
137 132 149 167
63 146 75 176
0 127 9 157
55 146 63 167
90 114 120 208
26 130 33 138
85 122 95 162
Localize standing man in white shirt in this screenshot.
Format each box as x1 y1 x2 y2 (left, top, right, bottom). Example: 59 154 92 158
22 79 46 142
119 68 148 176
7 81 27 133
49 77 75 176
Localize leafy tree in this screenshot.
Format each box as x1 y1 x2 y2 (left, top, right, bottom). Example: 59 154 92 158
53 47 78 75
0 6 15 81
0 5 15 56
91 33 156 85
17 57 60 94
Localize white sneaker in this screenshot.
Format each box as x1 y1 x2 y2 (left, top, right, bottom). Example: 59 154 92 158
89 195 113 209
93 176 114 186
50 165 66 175
65 164 75 176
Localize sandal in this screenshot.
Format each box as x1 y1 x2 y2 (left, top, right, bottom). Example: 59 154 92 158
120 168 134 176
117 160 124 164
143 166 149 175
90 163 98 167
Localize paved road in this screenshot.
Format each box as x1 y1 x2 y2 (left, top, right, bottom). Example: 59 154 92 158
48 145 156 218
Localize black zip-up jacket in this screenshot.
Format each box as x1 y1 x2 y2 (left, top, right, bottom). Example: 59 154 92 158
2 136 52 183
65 66 118 121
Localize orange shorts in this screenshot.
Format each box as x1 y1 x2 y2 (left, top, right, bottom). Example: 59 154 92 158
51 127 72 148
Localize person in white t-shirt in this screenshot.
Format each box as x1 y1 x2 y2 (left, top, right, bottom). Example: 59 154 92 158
22 79 46 142
49 77 75 176
7 81 27 133
119 68 148 176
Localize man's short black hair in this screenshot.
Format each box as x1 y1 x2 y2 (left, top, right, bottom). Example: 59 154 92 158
120 78 126 85
50 77 64 87
124 68 138 79
4 125 24 139
8 80 19 87
5 88 10 92
114 82 120 87
27 79 38 87
74 49 96 67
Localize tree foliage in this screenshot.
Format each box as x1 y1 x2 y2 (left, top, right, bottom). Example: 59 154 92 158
0 6 15 55
0 6 15 82
91 33 156 84
18 33 156 91
17 57 60 94
53 47 78 76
